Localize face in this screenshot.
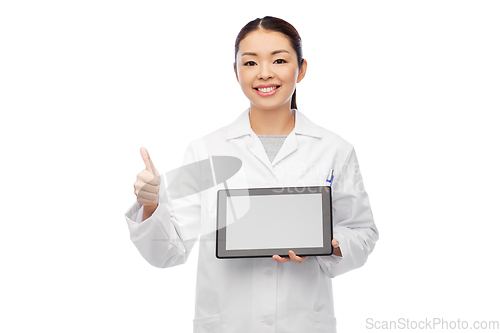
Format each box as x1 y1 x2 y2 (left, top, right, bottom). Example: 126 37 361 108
234 29 307 112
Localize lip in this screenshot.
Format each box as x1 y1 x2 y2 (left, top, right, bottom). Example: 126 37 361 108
253 84 281 97
254 83 280 89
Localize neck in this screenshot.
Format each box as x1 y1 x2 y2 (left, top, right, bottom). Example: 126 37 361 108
249 104 295 135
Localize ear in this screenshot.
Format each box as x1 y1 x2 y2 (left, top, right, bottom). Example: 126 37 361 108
234 62 239 83
296 59 307 83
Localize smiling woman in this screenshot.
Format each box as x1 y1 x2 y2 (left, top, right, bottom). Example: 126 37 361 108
125 15 378 333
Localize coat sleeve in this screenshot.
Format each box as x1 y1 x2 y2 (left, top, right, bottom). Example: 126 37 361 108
124 140 202 268
315 147 379 278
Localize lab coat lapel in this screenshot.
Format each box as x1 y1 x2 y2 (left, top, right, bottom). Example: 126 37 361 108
270 109 322 166
271 128 298 167
225 109 271 170
247 131 274 173
246 120 299 172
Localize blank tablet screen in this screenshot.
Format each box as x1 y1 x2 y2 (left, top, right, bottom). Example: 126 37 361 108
216 186 332 259
225 193 323 250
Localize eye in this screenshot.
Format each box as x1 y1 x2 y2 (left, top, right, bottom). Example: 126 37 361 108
274 59 287 64
244 61 257 66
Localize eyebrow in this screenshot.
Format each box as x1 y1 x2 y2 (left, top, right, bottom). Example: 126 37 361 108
241 49 290 57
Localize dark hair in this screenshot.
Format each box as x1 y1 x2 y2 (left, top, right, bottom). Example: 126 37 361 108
234 16 304 110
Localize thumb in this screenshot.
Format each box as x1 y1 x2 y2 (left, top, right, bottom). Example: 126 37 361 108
332 238 339 248
140 147 158 175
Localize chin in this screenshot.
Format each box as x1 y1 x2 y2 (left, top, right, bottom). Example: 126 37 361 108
253 101 290 111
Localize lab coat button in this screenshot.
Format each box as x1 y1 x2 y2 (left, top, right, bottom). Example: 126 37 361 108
264 269 273 276
264 317 274 326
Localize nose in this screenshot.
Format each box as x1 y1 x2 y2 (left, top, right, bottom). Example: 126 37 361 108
258 63 274 80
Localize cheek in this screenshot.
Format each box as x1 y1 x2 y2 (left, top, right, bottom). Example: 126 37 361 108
238 71 254 87
279 67 298 83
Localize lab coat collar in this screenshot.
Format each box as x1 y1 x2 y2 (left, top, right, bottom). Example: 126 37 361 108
226 108 322 140
226 108 322 170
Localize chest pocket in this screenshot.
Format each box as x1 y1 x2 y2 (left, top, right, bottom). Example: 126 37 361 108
193 313 222 333
313 311 337 332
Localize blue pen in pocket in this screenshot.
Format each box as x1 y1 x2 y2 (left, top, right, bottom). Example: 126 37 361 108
326 169 334 187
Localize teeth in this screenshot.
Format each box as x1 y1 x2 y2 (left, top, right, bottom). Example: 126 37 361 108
257 86 278 93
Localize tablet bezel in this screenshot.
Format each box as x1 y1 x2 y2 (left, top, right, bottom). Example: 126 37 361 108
216 186 333 259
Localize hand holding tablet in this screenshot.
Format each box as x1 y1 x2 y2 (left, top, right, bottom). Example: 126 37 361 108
272 250 308 263
272 238 341 263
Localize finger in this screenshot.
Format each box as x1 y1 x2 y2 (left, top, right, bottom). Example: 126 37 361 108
136 189 158 202
137 195 159 206
289 250 307 263
138 169 159 186
332 238 339 248
273 254 290 263
149 156 160 178
140 147 155 174
135 182 158 194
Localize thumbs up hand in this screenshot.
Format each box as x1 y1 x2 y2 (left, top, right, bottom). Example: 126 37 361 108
134 147 161 207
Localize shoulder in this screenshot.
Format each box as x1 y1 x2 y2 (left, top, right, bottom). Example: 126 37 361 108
192 122 232 148
182 117 237 160
298 110 354 154
193 108 249 145
318 124 354 152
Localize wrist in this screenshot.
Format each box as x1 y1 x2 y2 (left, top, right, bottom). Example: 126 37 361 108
142 203 158 221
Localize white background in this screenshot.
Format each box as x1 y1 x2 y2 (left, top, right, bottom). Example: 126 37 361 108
1 0 499 332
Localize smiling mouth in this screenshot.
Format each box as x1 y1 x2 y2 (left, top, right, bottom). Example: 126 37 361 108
254 86 280 93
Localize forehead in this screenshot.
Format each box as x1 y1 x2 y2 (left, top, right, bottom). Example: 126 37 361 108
238 29 295 56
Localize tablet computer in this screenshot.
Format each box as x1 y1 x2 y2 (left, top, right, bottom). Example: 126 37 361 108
216 186 332 259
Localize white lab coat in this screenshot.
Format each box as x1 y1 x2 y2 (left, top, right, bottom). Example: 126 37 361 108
124 108 378 333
